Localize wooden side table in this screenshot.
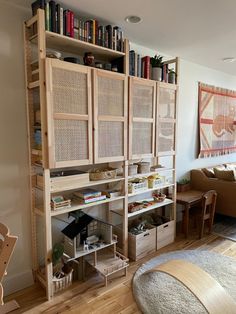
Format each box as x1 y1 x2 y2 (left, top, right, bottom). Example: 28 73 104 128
176 190 204 237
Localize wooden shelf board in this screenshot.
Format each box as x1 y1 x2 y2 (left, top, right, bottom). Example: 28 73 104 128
45 31 125 61
128 183 175 197
128 168 174 179
128 198 173 218
50 176 125 193
50 195 125 216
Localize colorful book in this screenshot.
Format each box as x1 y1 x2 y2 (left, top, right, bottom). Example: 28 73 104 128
142 56 151 79
74 189 102 200
83 195 106 204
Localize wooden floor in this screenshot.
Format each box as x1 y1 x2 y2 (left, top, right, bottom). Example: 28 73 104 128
5 230 236 314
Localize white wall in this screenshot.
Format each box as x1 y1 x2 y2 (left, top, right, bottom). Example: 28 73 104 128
1 2 236 295
0 1 33 294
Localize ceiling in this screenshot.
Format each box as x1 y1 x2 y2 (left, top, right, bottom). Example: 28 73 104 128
11 0 236 76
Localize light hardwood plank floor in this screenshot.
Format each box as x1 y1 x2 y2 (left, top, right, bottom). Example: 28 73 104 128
5 231 236 314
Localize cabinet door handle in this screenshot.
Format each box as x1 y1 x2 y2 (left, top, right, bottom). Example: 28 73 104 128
164 224 169 228
144 233 150 237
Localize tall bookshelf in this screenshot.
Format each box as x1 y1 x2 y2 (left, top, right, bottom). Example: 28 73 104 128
24 9 178 300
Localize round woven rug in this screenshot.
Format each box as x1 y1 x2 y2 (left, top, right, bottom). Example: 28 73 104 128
132 250 236 314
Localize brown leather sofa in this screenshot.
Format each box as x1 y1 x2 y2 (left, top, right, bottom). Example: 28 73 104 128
190 165 236 218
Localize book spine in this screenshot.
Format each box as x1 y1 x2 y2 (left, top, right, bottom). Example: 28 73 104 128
70 11 74 38
84 195 106 204
56 4 60 34
134 52 138 76
65 10 71 36
142 56 150 79
92 20 96 44
49 1 56 32
106 25 112 49
45 2 50 31
60 7 63 35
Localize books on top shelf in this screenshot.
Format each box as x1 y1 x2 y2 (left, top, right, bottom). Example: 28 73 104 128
31 0 125 52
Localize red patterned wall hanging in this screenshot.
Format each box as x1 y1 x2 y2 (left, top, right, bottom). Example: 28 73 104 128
198 82 236 157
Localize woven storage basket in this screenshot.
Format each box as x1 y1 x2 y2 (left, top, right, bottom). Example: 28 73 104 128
128 164 138 176
136 162 150 174
89 168 117 181
52 269 73 294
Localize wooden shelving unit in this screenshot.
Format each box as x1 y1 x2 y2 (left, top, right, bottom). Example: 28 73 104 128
24 8 178 300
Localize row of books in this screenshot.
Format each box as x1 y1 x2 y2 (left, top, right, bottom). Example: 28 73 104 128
31 0 124 51
129 50 170 82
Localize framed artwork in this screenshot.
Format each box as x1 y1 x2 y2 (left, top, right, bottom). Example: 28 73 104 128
198 82 236 157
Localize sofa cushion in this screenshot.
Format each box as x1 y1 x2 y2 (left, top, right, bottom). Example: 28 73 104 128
202 165 225 178
213 168 236 181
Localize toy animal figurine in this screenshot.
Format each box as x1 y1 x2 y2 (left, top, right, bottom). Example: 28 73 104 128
83 241 89 251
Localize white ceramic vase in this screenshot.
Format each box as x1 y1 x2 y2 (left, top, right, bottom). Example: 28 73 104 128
152 67 162 81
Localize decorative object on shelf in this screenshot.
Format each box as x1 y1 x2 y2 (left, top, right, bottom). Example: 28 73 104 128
102 189 121 198
148 174 165 188
136 161 150 174
111 65 118 72
63 57 80 64
128 164 138 176
104 63 112 71
150 164 164 171
95 62 103 69
177 178 191 192
89 167 117 181
152 192 166 202
150 54 163 81
46 49 61 59
168 68 176 84
83 52 95 66
128 178 148 194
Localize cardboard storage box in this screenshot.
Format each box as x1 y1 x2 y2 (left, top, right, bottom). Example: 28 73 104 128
128 224 156 261
156 220 175 250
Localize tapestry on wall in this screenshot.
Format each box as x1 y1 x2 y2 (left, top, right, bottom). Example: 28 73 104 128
198 82 236 157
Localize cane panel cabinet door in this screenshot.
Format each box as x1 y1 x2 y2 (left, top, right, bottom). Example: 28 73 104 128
45 58 93 168
129 77 156 159
156 82 177 156
93 69 128 163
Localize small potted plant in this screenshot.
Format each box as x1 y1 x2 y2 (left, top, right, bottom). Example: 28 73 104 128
168 68 176 84
177 178 191 192
150 54 163 81
52 243 73 293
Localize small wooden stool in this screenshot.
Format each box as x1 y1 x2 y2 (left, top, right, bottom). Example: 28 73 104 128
144 259 236 314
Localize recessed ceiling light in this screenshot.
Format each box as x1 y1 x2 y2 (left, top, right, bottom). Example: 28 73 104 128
222 57 236 63
125 15 142 24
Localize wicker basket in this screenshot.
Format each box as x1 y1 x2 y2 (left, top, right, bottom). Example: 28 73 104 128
136 162 150 174
52 269 73 294
128 164 138 176
89 168 117 181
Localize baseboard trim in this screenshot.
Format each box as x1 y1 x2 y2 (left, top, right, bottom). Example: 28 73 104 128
3 270 34 296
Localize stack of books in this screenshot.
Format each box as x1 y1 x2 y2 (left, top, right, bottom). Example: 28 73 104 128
73 189 106 204
31 0 124 52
